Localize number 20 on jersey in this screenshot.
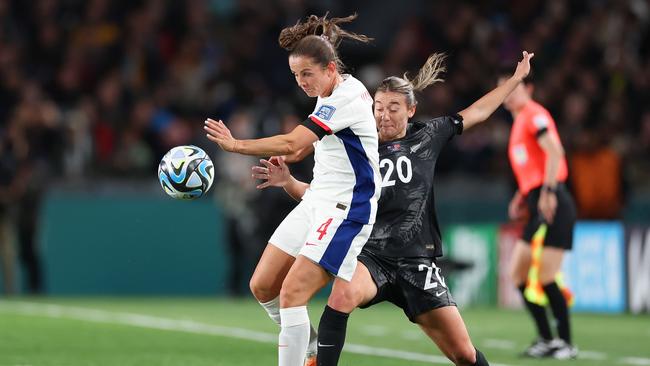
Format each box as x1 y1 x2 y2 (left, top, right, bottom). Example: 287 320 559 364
380 156 412 187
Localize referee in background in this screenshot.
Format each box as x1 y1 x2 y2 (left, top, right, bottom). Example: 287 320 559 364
500 72 578 360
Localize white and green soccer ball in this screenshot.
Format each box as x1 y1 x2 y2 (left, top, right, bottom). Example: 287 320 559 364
158 145 214 200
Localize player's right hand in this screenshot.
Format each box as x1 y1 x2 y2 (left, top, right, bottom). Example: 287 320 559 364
513 51 534 82
508 192 528 221
252 156 291 189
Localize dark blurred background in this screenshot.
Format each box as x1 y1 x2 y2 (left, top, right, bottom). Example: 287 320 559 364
0 0 648 296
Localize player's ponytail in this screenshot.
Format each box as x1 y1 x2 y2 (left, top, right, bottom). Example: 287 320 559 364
407 53 446 92
377 53 447 107
278 13 372 71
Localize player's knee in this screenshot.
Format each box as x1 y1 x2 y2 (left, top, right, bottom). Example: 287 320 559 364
450 344 477 366
278 280 304 307
249 277 276 303
327 286 361 313
509 263 527 286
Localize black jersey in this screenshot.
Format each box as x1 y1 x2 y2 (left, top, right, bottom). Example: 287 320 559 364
365 115 463 258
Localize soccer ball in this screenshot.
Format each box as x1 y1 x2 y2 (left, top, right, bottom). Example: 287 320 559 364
158 145 214 200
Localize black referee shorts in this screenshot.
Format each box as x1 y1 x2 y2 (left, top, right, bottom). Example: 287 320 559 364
358 250 456 323
522 184 577 250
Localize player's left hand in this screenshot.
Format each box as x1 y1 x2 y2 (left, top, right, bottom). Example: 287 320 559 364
252 156 290 189
204 118 238 152
513 51 534 82
538 190 557 224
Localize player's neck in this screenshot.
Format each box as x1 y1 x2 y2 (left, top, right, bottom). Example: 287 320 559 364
321 74 343 98
380 129 407 143
511 98 532 118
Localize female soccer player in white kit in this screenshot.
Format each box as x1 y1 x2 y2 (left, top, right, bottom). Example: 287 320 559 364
204 14 380 366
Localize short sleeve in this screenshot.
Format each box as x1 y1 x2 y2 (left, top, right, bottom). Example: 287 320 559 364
307 80 371 134
527 113 551 138
425 115 463 143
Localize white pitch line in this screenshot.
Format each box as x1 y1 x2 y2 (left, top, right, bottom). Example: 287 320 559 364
580 350 608 360
620 357 650 366
0 301 515 366
483 338 516 350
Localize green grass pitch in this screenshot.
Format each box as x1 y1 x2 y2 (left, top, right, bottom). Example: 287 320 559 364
0 297 648 366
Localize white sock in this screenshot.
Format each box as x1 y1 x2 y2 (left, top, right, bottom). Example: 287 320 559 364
279 306 310 366
306 325 318 356
259 296 281 325
261 297 318 356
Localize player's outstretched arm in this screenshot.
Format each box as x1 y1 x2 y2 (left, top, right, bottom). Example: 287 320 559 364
458 51 534 130
252 156 309 201
284 143 315 163
205 118 318 159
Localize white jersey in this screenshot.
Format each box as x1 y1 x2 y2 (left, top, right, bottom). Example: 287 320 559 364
300 75 381 225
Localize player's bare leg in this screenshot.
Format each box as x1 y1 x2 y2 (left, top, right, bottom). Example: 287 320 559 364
316 262 378 366
509 239 532 285
328 262 377 312
539 246 564 284
249 244 319 364
416 306 487 365
250 243 295 303
278 255 331 366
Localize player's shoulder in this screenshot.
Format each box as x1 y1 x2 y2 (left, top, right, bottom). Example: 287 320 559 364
523 100 555 128
416 115 461 134
524 100 553 118
332 75 371 102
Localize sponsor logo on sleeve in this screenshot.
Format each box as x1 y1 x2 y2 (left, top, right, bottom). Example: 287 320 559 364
533 114 549 129
315 105 336 121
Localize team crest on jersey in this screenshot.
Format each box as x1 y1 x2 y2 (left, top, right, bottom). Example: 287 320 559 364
315 105 336 121
513 144 528 165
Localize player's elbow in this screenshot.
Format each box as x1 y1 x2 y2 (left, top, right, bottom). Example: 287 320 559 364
459 107 489 128
284 149 305 163
549 142 565 159
281 136 301 156
471 106 491 123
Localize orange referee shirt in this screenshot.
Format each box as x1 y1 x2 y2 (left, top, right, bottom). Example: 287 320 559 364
508 100 568 195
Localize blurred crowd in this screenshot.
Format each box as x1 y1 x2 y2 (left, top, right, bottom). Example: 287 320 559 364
0 0 649 293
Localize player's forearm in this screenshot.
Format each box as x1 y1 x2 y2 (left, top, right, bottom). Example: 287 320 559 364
284 176 309 201
284 144 315 163
235 135 295 157
543 154 562 188
539 134 565 188
458 76 521 129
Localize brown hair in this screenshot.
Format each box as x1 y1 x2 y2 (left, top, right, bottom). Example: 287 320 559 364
278 13 372 71
376 53 447 107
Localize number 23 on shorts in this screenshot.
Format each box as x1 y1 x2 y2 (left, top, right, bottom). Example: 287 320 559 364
316 218 333 240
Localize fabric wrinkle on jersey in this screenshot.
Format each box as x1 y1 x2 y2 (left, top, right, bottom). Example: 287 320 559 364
300 74 381 225
508 100 568 195
364 115 463 258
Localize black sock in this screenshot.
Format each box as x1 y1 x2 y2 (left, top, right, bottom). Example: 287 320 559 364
472 348 489 365
518 284 553 340
316 305 349 366
543 281 571 344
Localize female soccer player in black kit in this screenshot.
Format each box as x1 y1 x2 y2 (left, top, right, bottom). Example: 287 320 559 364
253 51 533 366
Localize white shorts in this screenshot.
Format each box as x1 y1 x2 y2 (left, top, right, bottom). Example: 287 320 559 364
269 199 373 281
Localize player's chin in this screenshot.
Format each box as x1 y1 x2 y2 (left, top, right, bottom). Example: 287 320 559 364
379 127 396 139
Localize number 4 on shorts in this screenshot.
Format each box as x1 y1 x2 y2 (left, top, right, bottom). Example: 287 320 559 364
316 218 333 240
